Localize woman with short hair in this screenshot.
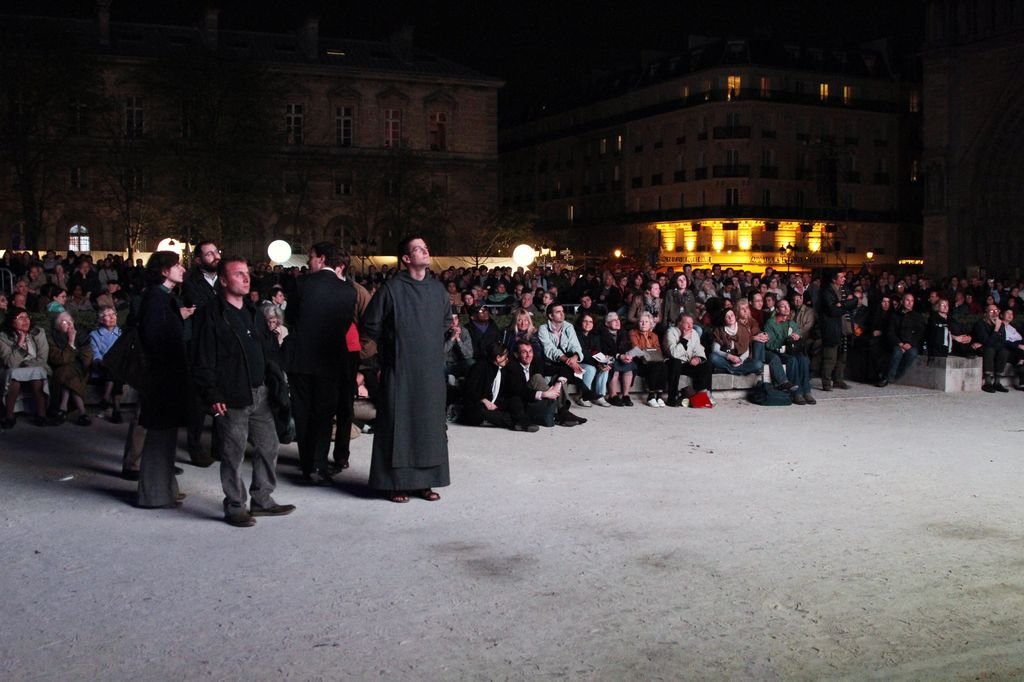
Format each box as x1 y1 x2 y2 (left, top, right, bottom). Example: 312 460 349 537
0 306 53 428
136 251 191 509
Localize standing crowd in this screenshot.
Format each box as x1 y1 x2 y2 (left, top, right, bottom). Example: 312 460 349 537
3 246 1024 526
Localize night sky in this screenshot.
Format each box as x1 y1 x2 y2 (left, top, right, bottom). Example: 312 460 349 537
10 1 924 116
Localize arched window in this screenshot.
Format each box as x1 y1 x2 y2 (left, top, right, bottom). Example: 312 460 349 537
69 224 90 252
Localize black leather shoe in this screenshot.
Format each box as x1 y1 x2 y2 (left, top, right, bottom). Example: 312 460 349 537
250 503 296 517
994 382 1009 393
876 379 889 388
225 512 257 527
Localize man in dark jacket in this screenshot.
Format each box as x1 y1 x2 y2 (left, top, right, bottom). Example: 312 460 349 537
192 257 295 527
285 242 356 484
459 342 538 431
971 304 1010 392
182 240 221 466
817 270 857 390
880 292 926 386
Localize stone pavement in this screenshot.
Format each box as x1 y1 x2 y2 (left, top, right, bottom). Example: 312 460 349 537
2 381 1024 680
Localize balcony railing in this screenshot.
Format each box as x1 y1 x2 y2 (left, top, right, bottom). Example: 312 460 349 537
759 166 780 179
713 164 751 178
713 125 751 139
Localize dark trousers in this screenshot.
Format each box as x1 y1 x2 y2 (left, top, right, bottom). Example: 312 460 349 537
137 427 179 508
666 358 711 397
290 372 339 476
543 360 593 400
331 351 360 465
635 359 667 393
460 396 529 430
216 386 279 514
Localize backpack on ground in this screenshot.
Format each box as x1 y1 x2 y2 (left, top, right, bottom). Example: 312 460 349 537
748 381 792 406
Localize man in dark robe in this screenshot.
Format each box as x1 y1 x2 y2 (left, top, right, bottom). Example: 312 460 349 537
361 236 450 503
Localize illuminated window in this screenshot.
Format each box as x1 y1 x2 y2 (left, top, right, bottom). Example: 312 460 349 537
568 205 575 222
702 79 712 100
910 159 919 182
760 77 771 98
819 83 829 102
616 134 623 151
599 138 607 156
909 90 921 112
384 109 402 148
69 224 90 252
285 103 303 145
842 85 853 105
428 111 447 151
336 106 354 147
727 75 742 99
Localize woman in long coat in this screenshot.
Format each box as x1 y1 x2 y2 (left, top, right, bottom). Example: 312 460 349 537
136 251 191 509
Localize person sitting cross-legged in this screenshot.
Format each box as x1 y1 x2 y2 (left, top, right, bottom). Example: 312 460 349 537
709 307 764 377
459 342 539 432
665 313 712 407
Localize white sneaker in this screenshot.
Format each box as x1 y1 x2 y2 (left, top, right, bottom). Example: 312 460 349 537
646 397 660 408
594 397 612 407
656 398 667 408
574 397 593 408
680 398 690 408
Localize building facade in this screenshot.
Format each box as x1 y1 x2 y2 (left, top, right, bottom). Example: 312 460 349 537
921 0 1024 275
501 37 922 273
0 6 502 260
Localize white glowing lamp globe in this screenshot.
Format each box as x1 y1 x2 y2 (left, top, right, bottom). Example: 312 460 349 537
267 240 292 264
156 238 185 255
512 243 536 268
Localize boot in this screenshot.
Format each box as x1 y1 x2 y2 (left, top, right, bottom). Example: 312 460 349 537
833 365 850 389
982 374 997 393
821 379 833 391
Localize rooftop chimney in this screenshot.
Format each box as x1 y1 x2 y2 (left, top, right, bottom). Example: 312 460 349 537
202 7 219 50
298 16 319 60
97 0 111 47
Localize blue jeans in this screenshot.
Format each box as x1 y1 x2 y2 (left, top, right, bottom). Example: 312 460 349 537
582 364 611 397
709 353 763 376
887 346 919 381
780 354 811 394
